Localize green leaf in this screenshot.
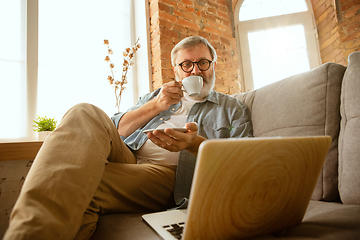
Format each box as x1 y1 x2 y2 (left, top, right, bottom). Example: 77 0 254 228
33 116 57 132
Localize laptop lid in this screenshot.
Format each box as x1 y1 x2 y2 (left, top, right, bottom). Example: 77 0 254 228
143 136 331 240
182 136 331 240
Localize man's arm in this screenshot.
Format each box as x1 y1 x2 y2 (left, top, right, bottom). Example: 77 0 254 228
119 81 183 137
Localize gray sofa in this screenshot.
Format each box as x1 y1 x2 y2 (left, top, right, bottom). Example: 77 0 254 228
92 51 360 240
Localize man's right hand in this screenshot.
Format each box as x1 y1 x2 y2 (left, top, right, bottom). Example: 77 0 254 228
118 81 183 137
153 81 183 111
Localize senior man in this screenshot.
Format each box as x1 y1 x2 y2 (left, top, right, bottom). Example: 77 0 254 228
4 36 252 240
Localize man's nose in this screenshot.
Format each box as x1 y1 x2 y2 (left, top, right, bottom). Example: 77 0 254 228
191 63 201 75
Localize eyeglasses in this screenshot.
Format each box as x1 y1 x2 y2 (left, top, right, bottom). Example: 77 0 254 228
176 59 213 73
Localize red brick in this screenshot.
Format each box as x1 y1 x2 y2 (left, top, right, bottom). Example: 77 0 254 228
177 18 201 30
344 5 360 18
320 42 334 56
215 78 224 85
319 31 331 44
347 22 360 34
150 28 160 42
161 28 179 40
153 59 161 71
151 46 161 62
217 10 229 20
214 84 229 94
150 2 159 18
182 11 195 21
162 68 174 78
198 30 211 39
173 23 187 34
182 0 193 5
207 20 218 28
202 11 218 22
153 68 162 81
159 11 177 22
161 59 173 69
224 79 239 88
216 0 227 7
159 19 173 29
194 2 206 11
229 87 241 95
161 0 177 7
342 31 359 42
153 78 163 90
150 11 159 26
161 51 172 61
342 0 360 12
159 2 174 14
173 10 182 18
314 2 327 19
207 7 217 15
186 7 196 13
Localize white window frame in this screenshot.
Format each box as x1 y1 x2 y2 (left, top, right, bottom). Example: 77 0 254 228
234 0 321 92
2 0 151 142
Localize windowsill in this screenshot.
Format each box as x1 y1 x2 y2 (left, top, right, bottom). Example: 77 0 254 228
0 141 43 161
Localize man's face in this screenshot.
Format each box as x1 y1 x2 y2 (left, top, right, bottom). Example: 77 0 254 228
173 44 216 99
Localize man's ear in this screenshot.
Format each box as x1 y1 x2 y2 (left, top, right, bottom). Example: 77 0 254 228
213 61 217 70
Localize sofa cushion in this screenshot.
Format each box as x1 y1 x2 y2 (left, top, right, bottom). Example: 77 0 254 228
92 214 160 240
339 51 360 205
93 201 360 240
234 63 346 201
253 201 360 240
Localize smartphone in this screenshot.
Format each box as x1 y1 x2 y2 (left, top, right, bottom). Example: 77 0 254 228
143 128 187 134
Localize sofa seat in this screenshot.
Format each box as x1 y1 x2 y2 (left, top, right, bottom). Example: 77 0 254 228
92 200 360 240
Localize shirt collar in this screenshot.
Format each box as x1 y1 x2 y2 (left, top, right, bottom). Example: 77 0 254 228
203 90 219 104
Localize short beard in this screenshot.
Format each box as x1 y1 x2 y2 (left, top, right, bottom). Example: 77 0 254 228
175 68 215 100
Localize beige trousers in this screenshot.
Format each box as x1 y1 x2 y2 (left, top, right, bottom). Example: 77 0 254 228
3 103 176 240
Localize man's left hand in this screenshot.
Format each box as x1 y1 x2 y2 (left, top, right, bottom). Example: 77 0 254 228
146 122 205 155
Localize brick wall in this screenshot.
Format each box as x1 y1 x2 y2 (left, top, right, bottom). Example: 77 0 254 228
149 0 241 94
311 0 360 65
149 0 360 93
337 0 360 64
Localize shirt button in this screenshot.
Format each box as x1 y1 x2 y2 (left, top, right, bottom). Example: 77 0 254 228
160 118 164 121
171 108 175 111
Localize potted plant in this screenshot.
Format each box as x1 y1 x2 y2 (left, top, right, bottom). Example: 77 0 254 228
33 116 57 141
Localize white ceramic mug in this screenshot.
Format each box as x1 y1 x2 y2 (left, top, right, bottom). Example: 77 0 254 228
182 76 203 96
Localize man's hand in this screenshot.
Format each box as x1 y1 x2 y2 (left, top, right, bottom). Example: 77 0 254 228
153 81 183 111
118 81 183 137
146 122 206 156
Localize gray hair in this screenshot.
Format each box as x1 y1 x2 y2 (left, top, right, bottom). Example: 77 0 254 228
171 36 217 67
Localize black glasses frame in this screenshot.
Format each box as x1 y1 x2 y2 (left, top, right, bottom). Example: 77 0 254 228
176 59 213 73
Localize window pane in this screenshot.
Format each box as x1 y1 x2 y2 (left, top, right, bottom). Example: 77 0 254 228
248 24 310 89
0 0 26 140
240 0 308 21
38 0 133 123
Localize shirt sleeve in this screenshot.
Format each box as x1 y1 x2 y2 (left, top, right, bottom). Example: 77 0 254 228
110 89 161 129
229 99 253 138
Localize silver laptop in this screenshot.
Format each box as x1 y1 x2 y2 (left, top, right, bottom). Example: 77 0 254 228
142 136 331 240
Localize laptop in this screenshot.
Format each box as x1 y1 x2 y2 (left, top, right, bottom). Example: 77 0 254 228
142 136 331 240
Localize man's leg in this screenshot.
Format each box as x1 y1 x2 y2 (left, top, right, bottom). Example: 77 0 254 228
74 163 177 240
3 103 136 240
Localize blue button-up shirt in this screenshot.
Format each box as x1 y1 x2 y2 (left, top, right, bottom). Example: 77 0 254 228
111 89 253 204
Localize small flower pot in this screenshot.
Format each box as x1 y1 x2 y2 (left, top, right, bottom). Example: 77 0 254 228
37 131 51 141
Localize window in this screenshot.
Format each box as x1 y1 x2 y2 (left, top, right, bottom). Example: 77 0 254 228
235 0 321 91
0 0 26 140
0 0 151 142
